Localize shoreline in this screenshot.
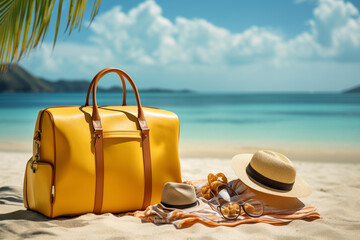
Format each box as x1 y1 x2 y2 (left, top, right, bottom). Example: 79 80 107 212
1 139 359 163
180 140 360 163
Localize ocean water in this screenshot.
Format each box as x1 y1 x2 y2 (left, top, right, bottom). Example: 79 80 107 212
0 92 360 149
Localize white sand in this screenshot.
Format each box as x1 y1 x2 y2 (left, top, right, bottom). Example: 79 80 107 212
1 151 360 239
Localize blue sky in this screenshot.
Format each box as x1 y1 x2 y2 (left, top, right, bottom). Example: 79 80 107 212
21 0 360 92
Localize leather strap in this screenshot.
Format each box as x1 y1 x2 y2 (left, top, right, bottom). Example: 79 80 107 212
90 68 152 213
93 120 104 214
85 71 127 107
140 128 152 210
246 163 294 191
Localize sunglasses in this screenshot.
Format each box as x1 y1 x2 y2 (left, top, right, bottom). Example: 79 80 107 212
206 184 264 220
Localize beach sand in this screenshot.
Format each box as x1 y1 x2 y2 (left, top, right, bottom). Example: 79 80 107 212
1 151 360 239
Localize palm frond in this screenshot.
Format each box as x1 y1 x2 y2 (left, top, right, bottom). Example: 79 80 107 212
0 0 102 72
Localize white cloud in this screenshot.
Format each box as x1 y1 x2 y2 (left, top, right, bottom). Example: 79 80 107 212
21 0 360 90
87 0 360 65
86 1 284 66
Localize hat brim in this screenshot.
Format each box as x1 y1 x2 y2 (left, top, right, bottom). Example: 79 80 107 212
159 198 205 213
231 154 312 198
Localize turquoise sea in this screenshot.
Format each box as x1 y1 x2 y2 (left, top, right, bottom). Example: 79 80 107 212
0 92 360 150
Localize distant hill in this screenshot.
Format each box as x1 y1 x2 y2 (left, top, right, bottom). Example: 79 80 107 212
343 85 360 93
0 65 54 92
0 65 111 93
0 65 192 93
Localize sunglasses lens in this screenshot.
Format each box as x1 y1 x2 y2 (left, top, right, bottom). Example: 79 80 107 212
220 202 240 220
217 185 239 202
243 199 264 217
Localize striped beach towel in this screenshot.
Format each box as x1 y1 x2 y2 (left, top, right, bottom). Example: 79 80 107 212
127 179 321 228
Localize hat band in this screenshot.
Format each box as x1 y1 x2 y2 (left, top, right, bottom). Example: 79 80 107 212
161 201 198 209
246 163 294 191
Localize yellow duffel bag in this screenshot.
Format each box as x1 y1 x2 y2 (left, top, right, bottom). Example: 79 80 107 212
23 67 182 218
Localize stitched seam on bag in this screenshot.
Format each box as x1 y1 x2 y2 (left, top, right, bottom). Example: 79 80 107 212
43 109 56 218
24 159 31 209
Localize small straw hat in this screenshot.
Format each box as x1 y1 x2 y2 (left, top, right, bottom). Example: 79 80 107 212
232 150 311 197
159 182 205 212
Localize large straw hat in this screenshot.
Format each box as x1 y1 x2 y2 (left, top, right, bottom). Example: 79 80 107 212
231 150 311 197
159 182 205 212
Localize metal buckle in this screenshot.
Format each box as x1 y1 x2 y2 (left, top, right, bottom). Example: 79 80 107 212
30 156 39 173
33 130 41 141
31 139 41 173
94 128 102 138
141 128 150 137
93 129 102 145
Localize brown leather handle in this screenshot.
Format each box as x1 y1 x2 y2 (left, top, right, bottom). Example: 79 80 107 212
84 71 127 107
91 67 148 131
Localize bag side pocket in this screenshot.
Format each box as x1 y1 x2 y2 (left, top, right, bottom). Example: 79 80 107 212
25 159 54 217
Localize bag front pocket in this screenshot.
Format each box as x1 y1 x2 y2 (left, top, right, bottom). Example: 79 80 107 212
101 130 145 213
25 159 54 217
